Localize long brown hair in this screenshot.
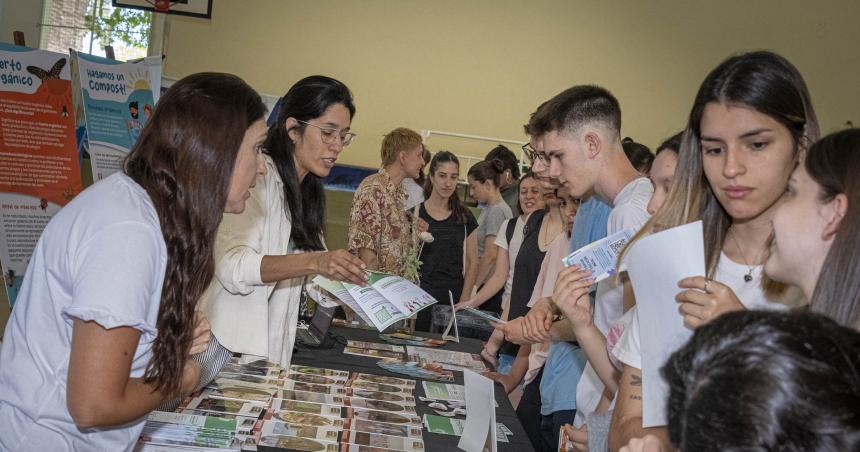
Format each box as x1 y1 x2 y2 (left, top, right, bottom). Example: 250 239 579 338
124 73 265 395
622 51 819 296
806 128 860 328
423 151 470 224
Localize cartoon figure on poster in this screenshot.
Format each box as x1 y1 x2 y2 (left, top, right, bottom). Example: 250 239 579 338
126 100 142 144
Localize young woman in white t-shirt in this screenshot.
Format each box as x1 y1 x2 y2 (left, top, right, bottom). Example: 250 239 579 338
604 51 821 452
0 73 269 450
765 128 860 330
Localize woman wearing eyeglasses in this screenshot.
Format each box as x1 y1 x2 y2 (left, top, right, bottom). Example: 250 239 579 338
201 75 368 372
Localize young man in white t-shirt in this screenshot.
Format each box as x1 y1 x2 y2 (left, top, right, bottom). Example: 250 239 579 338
524 85 652 446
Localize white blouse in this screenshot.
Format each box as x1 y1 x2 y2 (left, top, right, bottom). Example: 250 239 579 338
200 155 304 366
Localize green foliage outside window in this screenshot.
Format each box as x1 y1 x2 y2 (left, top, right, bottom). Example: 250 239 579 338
84 0 151 50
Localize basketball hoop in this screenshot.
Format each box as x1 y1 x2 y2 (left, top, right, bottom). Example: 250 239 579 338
114 0 213 19
152 0 171 12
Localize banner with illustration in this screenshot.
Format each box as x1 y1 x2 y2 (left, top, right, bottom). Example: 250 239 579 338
71 51 161 181
0 43 83 305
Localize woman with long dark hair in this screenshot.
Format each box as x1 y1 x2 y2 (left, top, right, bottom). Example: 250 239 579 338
203 75 366 366
602 51 818 450
0 73 267 450
415 151 479 332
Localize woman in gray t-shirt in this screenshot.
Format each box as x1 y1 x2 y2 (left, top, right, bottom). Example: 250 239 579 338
465 159 513 314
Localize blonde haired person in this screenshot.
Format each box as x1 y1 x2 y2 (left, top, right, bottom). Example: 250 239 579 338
348 127 427 275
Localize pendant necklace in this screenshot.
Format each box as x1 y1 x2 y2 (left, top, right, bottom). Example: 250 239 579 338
729 232 757 283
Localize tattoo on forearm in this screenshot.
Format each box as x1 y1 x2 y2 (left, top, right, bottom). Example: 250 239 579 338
631 374 642 387
630 395 642 400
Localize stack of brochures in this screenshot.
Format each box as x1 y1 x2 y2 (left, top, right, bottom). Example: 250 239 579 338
135 357 427 451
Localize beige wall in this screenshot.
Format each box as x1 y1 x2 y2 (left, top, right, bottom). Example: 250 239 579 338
0 0 43 47
162 0 860 168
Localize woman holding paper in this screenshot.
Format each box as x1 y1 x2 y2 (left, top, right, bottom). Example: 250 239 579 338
491 177 565 372
599 51 818 451
0 73 266 450
765 128 860 329
202 76 367 369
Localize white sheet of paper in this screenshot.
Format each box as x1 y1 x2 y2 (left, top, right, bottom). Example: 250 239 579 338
457 370 496 452
624 220 703 427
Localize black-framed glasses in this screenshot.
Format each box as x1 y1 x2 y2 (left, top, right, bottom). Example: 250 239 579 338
522 143 549 164
297 120 356 147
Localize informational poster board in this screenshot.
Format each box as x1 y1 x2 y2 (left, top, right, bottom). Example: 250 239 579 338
0 43 83 305
71 50 160 181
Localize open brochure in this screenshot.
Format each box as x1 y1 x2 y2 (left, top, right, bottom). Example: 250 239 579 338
313 271 437 331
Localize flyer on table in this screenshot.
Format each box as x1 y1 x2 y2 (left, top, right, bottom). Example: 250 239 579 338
0 43 83 306
71 50 160 181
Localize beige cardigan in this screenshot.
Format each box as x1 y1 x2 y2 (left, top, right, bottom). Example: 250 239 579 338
200 155 303 366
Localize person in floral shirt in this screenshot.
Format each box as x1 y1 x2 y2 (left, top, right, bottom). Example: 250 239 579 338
348 127 426 277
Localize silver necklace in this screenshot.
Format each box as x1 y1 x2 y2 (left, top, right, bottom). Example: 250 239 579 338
729 232 757 283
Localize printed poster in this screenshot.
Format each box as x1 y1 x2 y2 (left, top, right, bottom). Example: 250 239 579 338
0 43 83 306
71 50 161 181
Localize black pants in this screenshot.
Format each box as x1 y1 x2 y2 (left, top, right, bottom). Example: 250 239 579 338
540 409 577 452
515 367 543 450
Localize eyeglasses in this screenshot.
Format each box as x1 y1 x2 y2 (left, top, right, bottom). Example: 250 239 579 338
522 143 549 164
297 120 356 147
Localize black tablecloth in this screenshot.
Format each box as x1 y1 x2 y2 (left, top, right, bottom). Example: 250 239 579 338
285 326 536 452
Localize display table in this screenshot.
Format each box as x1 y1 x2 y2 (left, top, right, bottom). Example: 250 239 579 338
289 326 535 452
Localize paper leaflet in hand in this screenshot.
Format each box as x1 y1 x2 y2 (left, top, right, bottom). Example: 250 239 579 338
561 227 635 283
623 220 704 427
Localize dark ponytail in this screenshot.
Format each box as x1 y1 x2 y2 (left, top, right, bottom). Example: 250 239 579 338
468 158 505 187
621 137 654 173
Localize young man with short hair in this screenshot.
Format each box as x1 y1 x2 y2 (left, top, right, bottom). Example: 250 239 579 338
510 85 653 450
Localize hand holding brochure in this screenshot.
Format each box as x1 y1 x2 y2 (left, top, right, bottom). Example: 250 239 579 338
562 227 635 283
313 271 437 331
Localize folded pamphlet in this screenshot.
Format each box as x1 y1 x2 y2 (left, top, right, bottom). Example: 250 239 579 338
561 227 635 283
313 271 437 331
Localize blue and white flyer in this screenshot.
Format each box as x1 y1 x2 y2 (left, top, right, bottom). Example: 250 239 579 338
72 51 161 180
